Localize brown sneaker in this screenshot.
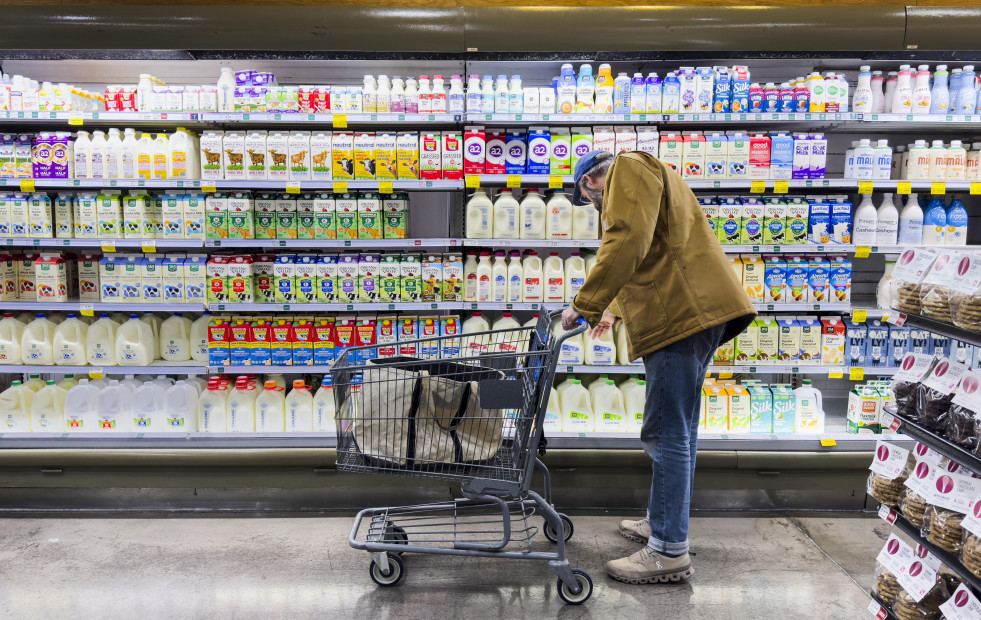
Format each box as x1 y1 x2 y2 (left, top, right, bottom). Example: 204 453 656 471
605 547 694 584
618 518 651 544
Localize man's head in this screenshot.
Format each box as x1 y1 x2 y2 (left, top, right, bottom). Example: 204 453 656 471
572 150 614 211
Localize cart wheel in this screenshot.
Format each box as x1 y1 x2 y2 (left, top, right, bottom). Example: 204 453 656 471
543 514 574 544
369 553 405 587
386 524 408 555
557 569 593 605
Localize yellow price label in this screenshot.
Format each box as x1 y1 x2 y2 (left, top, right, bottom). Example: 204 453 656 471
465 175 480 189
718 371 733 380
19 179 35 193
88 368 104 379
378 181 394 194
852 309 868 323
858 181 873 194
68 116 83 126
828 368 844 379
774 180 789 194
855 246 871 258
849 367 865 381
820 438 837 447
286 184 301 194
972 182 981 196
932 181 946 195
549 175 564 189
201 184 217 194
141 243 156 253
506 175 522 188
332 114 348 129
100 243 116 253
333 181 348 194
79 304 95 317
750 180 766 194
897 181 912 195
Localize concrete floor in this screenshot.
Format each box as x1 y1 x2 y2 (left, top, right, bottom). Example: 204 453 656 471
0 514 889 619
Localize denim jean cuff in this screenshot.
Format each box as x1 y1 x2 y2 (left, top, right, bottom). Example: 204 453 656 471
647 535 689 556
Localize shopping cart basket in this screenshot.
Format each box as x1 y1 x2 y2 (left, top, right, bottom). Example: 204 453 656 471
332 309 593 604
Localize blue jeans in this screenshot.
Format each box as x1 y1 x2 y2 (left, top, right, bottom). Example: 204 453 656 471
642 324 725 556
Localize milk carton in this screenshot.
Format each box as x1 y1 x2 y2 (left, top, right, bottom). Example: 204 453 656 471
525 127 550 175
504 129 526 174
228 255 254 304
748 385 773 433
441 315 462 358
830 256 852 303
593 126 616 154
847 385 880 434
400 254 422 302
910 327 932 355
464 126 485 175
117 255 142 302
273 254 296 304
316 254 337 303
845 321 867 366
761 198 787 244
252 193 275 240
659 133 683 173
296 193 316 240
731 66 751 112
205 193 228 239
331 132 354 180
275 194 297 240
291 254 314 304
375 315 398 359
292 319 314 366
769 132 794 180
726 132 749 179
763 256 787 304
222 131 246 180
382 192 408 239
741 255 765 302
200 130 224 180
777 318 800 362
727 385 751 433
356 192 382 240
228 318 251 366
820 316 845 365
705 133 727 179
250 254 274 303
336 254 358 304
614 126 637 154
249 319 272 367
310 131 332 181
798 315 821 362
98 255 119 302
183 255 206 302
371 132 396 180
550 127 572 175
208 317 230 366
206 255 229 304
734 320 759 363
420 133 442 180
282 131 311 181
161 256 184 303
96 192 123 238
396 131 420 179
867 320 890 367
441 130 463 180
682 133 705 179
442 252 463 301
808 256 831 303
740 197 764 245
314 192 336 240
636 127 659 157
570 128 593 168
809 133 828 178
313 318 335 366
718 198 741 245
485 129 506 174
34 254 67 303
140 255 164 302
334 193 357 240
352 131 375 181
830 199 852 244
421 254 443 302
158 193 183 239
243 130 268 180
397 315 418 356
78 253 100 301
770 385 796 434
786 197 809 244
757 317 779 363
792 134 811 179
748 133 771 179
378 254 400 303
268 319 292 366
226 191 254 240
699 197 720 237
357 253 379 303
808 199 831 244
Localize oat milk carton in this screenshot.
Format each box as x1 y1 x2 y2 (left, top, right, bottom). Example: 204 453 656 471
845 320 868 366
820 316 845 365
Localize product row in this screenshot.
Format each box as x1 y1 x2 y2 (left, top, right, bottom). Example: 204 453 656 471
465 189 597 240
880 138 981 181
870 541 975 618
889 248 981 332
730 254 852 304
855 63 981 115
700 377 832 434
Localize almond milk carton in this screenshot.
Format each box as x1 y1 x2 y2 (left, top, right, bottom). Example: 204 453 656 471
200 130 224 180
310 131 332 181
222 131 246 180
397 132 419 179
245 130 269 180
288 131 311 181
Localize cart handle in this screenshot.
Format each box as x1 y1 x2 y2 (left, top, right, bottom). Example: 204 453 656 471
549 308 588 355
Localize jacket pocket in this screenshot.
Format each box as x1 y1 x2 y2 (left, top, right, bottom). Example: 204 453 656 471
620 282 667 338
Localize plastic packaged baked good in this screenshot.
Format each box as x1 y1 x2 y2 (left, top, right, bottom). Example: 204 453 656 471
925 506 965 553
892 353 939 420
916 358 970 433
946 369 981 453
919 250 961 323
873 563 901 606
900 487 931 527
894 581 950 620
947 253 981 332
890 248 939 316
961 531 981 578
869 449 914 508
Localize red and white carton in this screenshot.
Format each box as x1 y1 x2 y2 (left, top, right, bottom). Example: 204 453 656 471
485 129 506 174
398 314 418 357
420 133 442 180
442 130 463 180
748 132 771 179
34 253 67 302
464 125 485 175
376 314 398 358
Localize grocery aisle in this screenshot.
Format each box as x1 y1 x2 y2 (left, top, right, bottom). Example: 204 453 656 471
0 514 884 619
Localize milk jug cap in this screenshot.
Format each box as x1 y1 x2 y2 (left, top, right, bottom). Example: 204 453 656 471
606 380 615 385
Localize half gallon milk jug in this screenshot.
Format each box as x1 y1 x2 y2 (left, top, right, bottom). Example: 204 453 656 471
53 313 88 366
131 381 165 431
546 191 573 239
21 313 54 364
197 376 228 432
227 376 256 433
616 322 641 365
519 189 547 240
98 380 132 431
86 313 118 365
462 312 491 355
594 380 627 433
585 326 616 365
506 251 523 302
255 381 286 432
573 201 598 239
116 314 154 366
564 253 587 303
493 190 519 239
543 387 561 434
475 252 493 302
190 314 210 362
466 189 493 239
285 379 314 432
313 375 335 432
64 379 101 431
522 251 543 302
163 380 198 431
491 251 508 302
553 320 584 364
0 381 32 431
31 380 67 432
794 379 824 434
160 312 192 361
558 377 593 433
543 253 565 303
0 313 25 364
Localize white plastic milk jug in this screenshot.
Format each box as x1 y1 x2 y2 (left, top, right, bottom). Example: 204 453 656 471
557 377 593 433
31 380 67 432
285 379 314 432
116 314 154 366
160 312 192 361
21 313 55 365
53 313 88 366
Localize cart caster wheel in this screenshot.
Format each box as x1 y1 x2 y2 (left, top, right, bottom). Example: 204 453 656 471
543 514 574 544
369 554 405 587
557 569 593 605
386 524 408 555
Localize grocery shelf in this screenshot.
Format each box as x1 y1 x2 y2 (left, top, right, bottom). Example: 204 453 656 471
208 302 452 312
875 503 981 595
752 302 851 312
475 174 573 186
199 112 461 124
0 111 203 124
208 179 462 191
204 238 460 249
462 239 602 249
0 363 208 375
4 301 202 312
0 432 339 450
557 363 897 376
0 178 205 190
889 312 981 349
888 410 981 478
720 244 916 255
3 238 204 249
466 112 655 124
464 112 864 125
545 429 912 451
211 365 334 375
660 112 862 124
460 302 557 311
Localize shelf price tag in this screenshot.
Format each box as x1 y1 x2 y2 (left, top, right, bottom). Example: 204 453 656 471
506 175 521 188
773 180 789 194
465 175 480 189
972 182 981 196
820 438 837 447
100 243 116 253
141 242 156 253
828 367 844 379
897 181 912 195
548 175 564 189
931 181 946 195
851 309 868 323
19 179 35 193
855 246 871 258
332 114 348 128
88 367 104 379
333 181 348 194
718 371 733 379
849 367 865 381
79 303 95 317
750 180 766 193
68 115 83 126
286 184 301 194
867 599 888 619
858 181 873 194
877 504 898 524
378 181 394 194
201 184 217 194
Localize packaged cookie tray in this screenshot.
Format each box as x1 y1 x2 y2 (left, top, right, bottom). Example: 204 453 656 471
888 505 981 594
886 406 981 479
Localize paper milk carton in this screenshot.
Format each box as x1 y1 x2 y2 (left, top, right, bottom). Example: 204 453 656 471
243 129 269 180
718 198 741 245
267 319 291 366
792 134 811 179
288 131 312 181
809 133 828 178
756 317 779 363
421 254 443 302
334 193 357 240
762 197 787 244
400 254 422 302
160 256 184 303
34 254 67 303
376 315 398 359
726 132 749 179
769 132 794 180
273 254 296 304
228 318 251 366
330 131 354 180
705 133 727 179
770 385 796 434
659 133 683 173
798 315 821 362
740 197 764 245
352 131 375 180
250 319 272 366
807 199 831 244
807 256 831 303
294 254 317 304
830 256 852 303
748 133 771 179
698 197 720 237
783 256 807 303
702 387 729 433
464 126 486 175
777 318 800 362
820 316 845 365
200 130 224 180
748 385 773 433
910 327 932 355
727 385 751 433
614 126 637 154
77 253 100 301
550 127 572 175
741 255 765 302
845 321 867 366
221 131 246 180
504 129 527 174
139 255 164 302
396 131 419 180
786 197 809 244
357 253 380 303
420 133 442 180
441 130 463 180
682 133 705 179
207 316 230 366
378 255 400 303
251 254 274 303
847 385 881 434
310 131 332 181
316 254 337 303
183 255 207 303
731 66 751 112
570 128 593 168
397 315 418 357
485 129 506 174
592 126 616 154
763 256 787 304
255 194 278 241
866 320 890 367
336 254 358 304
442 252 463 302
636 127 658 158
734 320 759 363
830 199 853 244
526 127 550 175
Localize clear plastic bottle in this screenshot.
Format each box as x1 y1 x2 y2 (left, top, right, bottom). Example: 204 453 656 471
375 75 391 113
389 76 405 113
912 65 931 114
931 65 950 114
362 75 377 113
285 379 313 432
852 66 873 113
31 380 67 432
404 77 418 114
312 375 335 432
89 130 108 179
255 380 286 432
480 75 495 113
448 75 465 114
871 71 885 113
491 251 508 302
508 75 523 114
466 74 482 113
198 376 228 432
898 193 924 245
217 67 236 113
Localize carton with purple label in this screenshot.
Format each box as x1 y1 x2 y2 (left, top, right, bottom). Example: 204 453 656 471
527 127 550 175
505 128 527 174
792 134 811 179
807 256 830 303
769 132 794 180
830 256 852 302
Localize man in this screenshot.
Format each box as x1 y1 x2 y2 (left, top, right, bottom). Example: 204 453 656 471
561 150 755 584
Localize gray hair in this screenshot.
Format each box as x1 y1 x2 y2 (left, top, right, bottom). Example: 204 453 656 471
580 151 614 187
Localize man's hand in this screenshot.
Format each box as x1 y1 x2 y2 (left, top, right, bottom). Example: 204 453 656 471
561 306 582 330
589 309 617 339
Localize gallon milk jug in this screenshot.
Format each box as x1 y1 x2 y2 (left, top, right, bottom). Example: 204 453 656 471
31 380 67 432
227 376 257 433
140 313 162 360
131 382 165 431
589 374 611 404
86 313 118 365
615 322 635 365
116 314 154 366
0 313 25 364
794 379 824 434
21 313 54 364
190 313 210 362
522 251 543 302
197 377 228 432
97 379 133 431
493 190 520 239
594 380 627 433
519 190 547 240
622 379 647 434
546 191 573 240
53 313 88 366
543 253 565 303
557 377 593 433
58 375 79 390
585 326 616 365
119 374 142 391
0 381 33 431
160 312 192 361
564 253 587 303
490 312 522 354
313 375 336 432
64 379 101 431
466 190 493 239
553 320 584 364
285 379 314 432
255 381 286 432
543 387 561 434
573 202 599 240
163 380 198 431
462 312 491 355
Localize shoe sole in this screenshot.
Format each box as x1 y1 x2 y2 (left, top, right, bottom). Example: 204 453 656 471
618 528 649 544
607 566 694 585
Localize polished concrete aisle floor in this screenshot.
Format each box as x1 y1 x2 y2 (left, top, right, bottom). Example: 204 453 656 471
0 514 887 619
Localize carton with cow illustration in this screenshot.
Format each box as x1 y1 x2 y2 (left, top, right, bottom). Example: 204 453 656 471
374 132 397 180
288 131 311 181
310 131 332 181
331 132 355 180
355 132 375 180
245 130 269 180
221 131 246 180
200 130 225 180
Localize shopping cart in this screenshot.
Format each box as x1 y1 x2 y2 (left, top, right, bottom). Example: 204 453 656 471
332 309 593 604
